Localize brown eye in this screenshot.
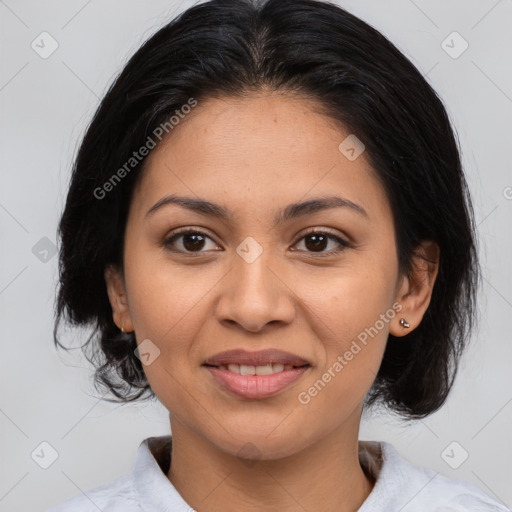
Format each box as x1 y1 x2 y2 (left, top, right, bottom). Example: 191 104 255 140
293 230 350 257
162 230 219 254
162 228 350 258
304 233 329 252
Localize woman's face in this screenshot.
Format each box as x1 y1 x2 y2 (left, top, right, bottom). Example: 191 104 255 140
107 93 409 459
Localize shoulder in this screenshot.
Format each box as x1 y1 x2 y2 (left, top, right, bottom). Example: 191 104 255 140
45 435 187 512
363 441 510 512
413 467 510 511
45 473 141 512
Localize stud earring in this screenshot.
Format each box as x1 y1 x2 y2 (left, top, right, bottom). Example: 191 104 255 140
399 318 410 328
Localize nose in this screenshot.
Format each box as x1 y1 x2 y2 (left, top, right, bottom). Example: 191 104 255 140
214 251 296 333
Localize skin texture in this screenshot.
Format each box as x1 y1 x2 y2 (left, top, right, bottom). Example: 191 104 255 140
105 92 439 511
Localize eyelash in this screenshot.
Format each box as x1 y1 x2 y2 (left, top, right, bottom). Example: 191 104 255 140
161 227 351 258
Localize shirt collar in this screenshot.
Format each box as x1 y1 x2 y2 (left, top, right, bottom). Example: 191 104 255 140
133 436 192 511
132 435 391 510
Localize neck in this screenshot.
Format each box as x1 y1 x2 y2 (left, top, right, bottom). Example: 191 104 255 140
167 409 375 512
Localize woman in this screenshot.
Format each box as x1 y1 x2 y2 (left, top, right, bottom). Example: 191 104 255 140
47 0 509 510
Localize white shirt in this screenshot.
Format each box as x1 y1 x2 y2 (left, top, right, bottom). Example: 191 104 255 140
46 436 510 511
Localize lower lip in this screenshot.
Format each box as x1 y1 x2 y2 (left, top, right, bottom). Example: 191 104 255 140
204 365 309 399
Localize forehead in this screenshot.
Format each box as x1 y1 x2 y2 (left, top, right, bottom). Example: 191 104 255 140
131 93 390 224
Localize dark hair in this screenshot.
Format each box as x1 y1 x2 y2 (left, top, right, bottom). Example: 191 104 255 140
54 0 479 420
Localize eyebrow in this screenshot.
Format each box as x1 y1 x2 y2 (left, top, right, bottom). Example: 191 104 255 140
145 193 368 224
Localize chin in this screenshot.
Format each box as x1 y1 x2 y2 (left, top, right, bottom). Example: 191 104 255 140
209 423 315 462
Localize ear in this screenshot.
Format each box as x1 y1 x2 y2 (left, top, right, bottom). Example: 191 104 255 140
390 240 439 337
104 265 134 333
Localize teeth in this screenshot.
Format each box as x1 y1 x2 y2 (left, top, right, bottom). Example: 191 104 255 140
221 363 295 375
227 363 239 374
255 364 273 375
240 364 255 375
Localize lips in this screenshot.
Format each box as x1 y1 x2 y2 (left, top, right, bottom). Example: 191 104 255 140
203 349 311 399
203 348 310 368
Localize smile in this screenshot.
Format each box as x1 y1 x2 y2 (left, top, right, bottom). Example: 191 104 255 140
202 348 312 399
216 363 297 375
204 365 310 399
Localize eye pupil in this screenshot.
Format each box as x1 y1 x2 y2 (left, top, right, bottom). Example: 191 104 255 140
183 233 205 251
305 234 328 252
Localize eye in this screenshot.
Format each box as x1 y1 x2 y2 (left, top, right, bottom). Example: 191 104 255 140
161 228 351 257
162 229 220 255
292 229 351 257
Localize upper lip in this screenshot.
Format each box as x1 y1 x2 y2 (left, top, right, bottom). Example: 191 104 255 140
203 349 310 367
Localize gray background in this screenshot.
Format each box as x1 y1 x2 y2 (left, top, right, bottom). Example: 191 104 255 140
0 0 511 510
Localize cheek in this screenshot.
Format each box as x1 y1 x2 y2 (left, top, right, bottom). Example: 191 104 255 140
291 280 391 436
122 251 211 391
296 257 397 344
290 255 397 403
124 243 210 339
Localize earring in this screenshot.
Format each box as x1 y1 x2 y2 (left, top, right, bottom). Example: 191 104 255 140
399 318 410 328
121 320 125 333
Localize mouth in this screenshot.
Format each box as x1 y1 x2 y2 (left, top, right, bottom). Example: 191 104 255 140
202 349 311 399
204 362 308 375
203 348 311 368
